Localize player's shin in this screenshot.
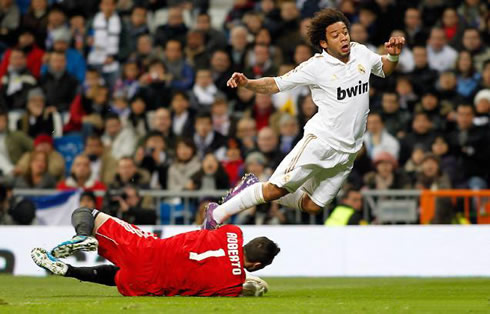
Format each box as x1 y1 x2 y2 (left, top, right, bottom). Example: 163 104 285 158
64 265 119 286
213 183 266 223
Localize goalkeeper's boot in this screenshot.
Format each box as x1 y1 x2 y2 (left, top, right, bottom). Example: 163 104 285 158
220 173 259 204
51 235 98 258
202 202 220 230
31 248 68 276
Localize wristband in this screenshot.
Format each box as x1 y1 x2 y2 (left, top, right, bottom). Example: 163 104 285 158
387 54 399 62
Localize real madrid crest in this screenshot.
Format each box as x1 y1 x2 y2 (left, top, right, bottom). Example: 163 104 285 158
357 64 366 74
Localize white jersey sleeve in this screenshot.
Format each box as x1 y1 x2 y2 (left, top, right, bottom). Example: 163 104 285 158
273 58 317 92
359 44 385 78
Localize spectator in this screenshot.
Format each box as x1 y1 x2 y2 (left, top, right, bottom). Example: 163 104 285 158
275 1 302 62
363 152 411 190
44 6 67 51
250 93 275 131
277 114 299 155
403 145 426 184
195 13 227 54
448 104 489 189
126 96 149 138
415 153 453 224
252 28 283 67
211 98 233 137
235 117 257 153
324 188 364 226
244 44 278 79
79 190 96 209
167 138 200 191
185 29 210 70
189 152 230 191
256 126 283 175
400 112 436 164
150 108 175 150
0 0 20 47
242 11 264 38
0 48 36 110
83 134 117 186
439 7 465 49
39 51 79 112
15 134 64 182
380 91 411 138
154 6 188 47
57 154 106 193
139 59 172 110
455 50 481 100
163 39 194 90
63 84 109 135
461 28 489 72
16 88 61 138
209 49 234 99
480 60 490 90
427 27 458 73
134 131 170 189
227 25 249 71
221 138 243 187
69 14 87 56
403 7 428 47
170 90 195 137
473 89 489 127
244 151 268 182
297 94 317 130
350 22 376 51
109 156 150 190
43 26 86 83
104 184 156 225
409 45 439 94
129 34 164 69
431 135 458 185
457 0 487 29
191 68 224 109
0 28 44 79
13 151 56 188
87 0 126 88
234 85 255 113
395 76 418 111
363 112 400 160
113 60 140 101
193 111 227 160
123 5 149 54
259 0 281 37
102 113 137 160
224 0 254 31
436 70 459 102
414 89 452 131
21 0 49 48
0 108 33 176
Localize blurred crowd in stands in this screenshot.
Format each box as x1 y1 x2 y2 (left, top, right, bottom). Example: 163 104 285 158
0 0 488 225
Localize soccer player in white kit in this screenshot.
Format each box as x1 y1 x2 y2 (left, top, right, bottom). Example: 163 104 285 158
204 8 405 226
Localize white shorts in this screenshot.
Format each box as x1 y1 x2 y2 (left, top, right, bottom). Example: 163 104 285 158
269 133 357 207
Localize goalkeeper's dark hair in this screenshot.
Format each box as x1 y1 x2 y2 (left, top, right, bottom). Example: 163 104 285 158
308 8 350 52
244 237 280 268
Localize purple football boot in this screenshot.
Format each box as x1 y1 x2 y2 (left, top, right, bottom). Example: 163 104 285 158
202 202 219 230
220 173 260 205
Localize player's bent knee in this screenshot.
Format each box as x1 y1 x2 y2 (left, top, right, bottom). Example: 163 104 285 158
262 182 288 202
301 196 323 214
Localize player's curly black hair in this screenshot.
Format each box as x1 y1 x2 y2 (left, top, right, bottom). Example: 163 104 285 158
307 8 351 51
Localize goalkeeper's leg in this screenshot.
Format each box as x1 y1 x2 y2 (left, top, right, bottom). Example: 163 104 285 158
64 264 119 286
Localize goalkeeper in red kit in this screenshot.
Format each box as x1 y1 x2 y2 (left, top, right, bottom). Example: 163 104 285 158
31 207 279 297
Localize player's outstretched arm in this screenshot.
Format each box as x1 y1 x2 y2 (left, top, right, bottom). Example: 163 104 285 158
227 72 280 94
380 36 405 76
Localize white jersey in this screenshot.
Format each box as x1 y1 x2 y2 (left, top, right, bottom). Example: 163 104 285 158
273 42 384 153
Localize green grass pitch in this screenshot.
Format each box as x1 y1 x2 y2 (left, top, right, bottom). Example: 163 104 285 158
0 276 488 313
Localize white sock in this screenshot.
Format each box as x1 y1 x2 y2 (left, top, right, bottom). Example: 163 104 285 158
213 183 265 223
277 189 305 211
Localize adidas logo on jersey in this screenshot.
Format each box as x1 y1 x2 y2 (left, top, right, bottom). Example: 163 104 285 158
337 81 369 100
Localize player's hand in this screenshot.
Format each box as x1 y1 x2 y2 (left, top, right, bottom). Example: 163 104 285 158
227 72 249 89
384 36 405 56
